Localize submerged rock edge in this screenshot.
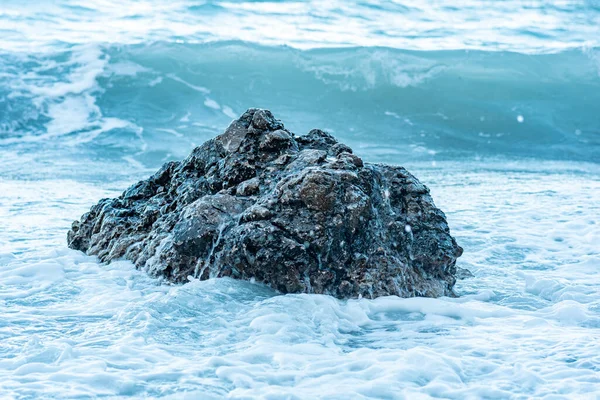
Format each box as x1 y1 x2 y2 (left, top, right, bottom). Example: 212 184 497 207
68 108 463 299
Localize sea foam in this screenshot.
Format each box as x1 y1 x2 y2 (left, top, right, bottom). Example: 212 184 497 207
1 164 598 398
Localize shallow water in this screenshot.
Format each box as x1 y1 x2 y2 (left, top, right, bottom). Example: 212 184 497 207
2 162 599 399
1 1 600 399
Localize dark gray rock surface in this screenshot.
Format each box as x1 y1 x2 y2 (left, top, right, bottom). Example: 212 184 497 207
68 109 463 298
456 267 474 280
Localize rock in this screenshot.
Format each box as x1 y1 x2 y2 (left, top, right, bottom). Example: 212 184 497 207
68 109 463 298
456 267 474 280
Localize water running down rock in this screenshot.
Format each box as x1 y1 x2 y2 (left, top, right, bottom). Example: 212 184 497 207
68 109 463 298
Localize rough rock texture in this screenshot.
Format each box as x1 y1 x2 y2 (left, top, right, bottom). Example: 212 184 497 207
68 109 463 298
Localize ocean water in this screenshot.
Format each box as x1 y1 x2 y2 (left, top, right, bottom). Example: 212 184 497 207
1 1 599 399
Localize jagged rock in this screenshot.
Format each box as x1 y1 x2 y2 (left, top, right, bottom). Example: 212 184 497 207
68 109 463 298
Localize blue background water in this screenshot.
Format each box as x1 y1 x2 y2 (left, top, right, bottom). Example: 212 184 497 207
1 1 599 399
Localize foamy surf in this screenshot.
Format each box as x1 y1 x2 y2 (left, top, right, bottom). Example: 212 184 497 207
1 1 599 398
1 162 599 398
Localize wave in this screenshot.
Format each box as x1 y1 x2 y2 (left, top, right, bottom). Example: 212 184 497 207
1 41 599 171
1 165 599 398
2 0 599 53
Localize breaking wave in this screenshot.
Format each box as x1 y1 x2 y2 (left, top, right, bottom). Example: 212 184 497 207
1 42 599 182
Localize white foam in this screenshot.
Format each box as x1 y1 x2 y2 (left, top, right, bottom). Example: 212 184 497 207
156 128 184 138
0 0 598 53
148 76 163 87
105 61 150 77
45 95 99 137
222 106 237 119
204 98 221 110
0 44 147 150
0 163 599 398
68 117 132 144
167 74 210 94
27 45 107 98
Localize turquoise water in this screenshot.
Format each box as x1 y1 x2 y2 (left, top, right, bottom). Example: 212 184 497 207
1 1 599 399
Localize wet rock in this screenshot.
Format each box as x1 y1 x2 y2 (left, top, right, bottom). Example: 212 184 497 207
68 109 463 298
456 267 474 279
